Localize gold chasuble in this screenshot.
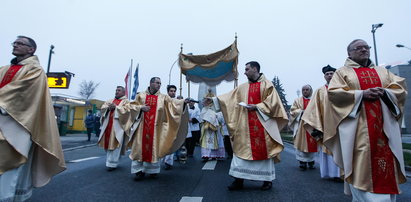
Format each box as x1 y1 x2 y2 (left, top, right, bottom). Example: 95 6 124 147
128 89 188 163
325 58 407 194
302 85 332 155
0 56 66 187
217 74 288 162
98 96 135 151
290 97 318 153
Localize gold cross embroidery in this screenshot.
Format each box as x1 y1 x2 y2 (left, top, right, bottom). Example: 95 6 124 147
146 96 156 106
360 70 379 85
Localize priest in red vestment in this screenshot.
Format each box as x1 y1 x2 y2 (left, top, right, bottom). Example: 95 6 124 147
325 39 407 201
128 77 188 180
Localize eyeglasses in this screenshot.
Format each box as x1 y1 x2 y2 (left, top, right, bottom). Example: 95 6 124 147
11 42 32 47
350 46 371 51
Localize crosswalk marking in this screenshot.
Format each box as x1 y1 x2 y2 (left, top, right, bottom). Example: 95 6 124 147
69 157 100 163
202 160 217 170
180 196 203 202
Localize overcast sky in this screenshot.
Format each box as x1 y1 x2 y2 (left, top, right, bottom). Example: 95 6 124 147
1 0 410 104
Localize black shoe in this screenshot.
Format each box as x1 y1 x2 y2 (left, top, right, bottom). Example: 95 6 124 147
107 167 116 172
227 179 244 191
164 163 172 170
308 161 315 169
333 177 344 183
299 162 307 170
202 158 208 162
134 171 145 181
261 181 272 191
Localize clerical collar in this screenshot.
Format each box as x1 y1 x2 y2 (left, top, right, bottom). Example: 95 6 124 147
248 73 262 83
148 87 158 95
10 58 19 65
303 96 311 99
10 56 32 65
350 58 372 67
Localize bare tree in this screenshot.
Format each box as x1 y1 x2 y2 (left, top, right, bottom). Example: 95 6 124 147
79 80 100 99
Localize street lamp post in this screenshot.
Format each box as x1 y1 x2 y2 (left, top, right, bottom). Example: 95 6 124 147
47 45 55 74
396 44 411 51
371 23 383 66
168 58 179 86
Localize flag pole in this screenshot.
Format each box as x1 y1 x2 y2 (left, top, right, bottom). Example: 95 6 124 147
130 59 133 99
234 33 238 89
179 44 183 97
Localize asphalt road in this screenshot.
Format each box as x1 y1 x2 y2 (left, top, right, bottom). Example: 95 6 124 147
28 143 411 202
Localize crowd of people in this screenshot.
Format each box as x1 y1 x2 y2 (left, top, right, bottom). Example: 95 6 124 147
0 36 408 202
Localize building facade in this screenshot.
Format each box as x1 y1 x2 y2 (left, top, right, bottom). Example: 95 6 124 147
52 94 104 135
388 63 411 133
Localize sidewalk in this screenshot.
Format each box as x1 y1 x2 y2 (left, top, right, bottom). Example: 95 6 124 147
60 133 98 151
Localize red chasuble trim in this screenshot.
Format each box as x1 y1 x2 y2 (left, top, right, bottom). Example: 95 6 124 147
247 82 268 160
353 67 398 194
142 95 158 162
103 99 122 149
303 98 318 152
0 65 23 89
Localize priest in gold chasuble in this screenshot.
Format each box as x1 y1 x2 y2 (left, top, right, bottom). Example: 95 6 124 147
302 65 341 179
128 77 188 180
98 86 137 171
290 85 318 170
0 36 65 201
324 39 407 201
212 61 288 191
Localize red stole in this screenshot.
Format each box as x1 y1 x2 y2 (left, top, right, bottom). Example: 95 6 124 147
303 97 318 152
0 65 23 89
247 82 268 160
103 99 122 149
353 67 398 194
142 95 158 162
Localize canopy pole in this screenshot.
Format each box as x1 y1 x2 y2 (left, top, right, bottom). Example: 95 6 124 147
188 81 191 98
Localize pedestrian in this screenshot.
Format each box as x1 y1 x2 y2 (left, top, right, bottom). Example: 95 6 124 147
128 77 188 180
0 36 66 201
94 111 101 138
324 39 407 201
208 61 288 191
84 109 95 141
289 85 318 170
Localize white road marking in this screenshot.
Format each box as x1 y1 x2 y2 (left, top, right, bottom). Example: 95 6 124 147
202 160 217 170
180 196 203 202
69 157 100 163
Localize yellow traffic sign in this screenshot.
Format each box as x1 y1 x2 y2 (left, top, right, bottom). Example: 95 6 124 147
47 72 72 89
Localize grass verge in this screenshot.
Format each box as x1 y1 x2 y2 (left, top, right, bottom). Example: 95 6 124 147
403 143 411 150
404 152 411 167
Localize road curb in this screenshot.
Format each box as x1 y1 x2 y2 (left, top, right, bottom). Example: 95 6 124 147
63 143 97 152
